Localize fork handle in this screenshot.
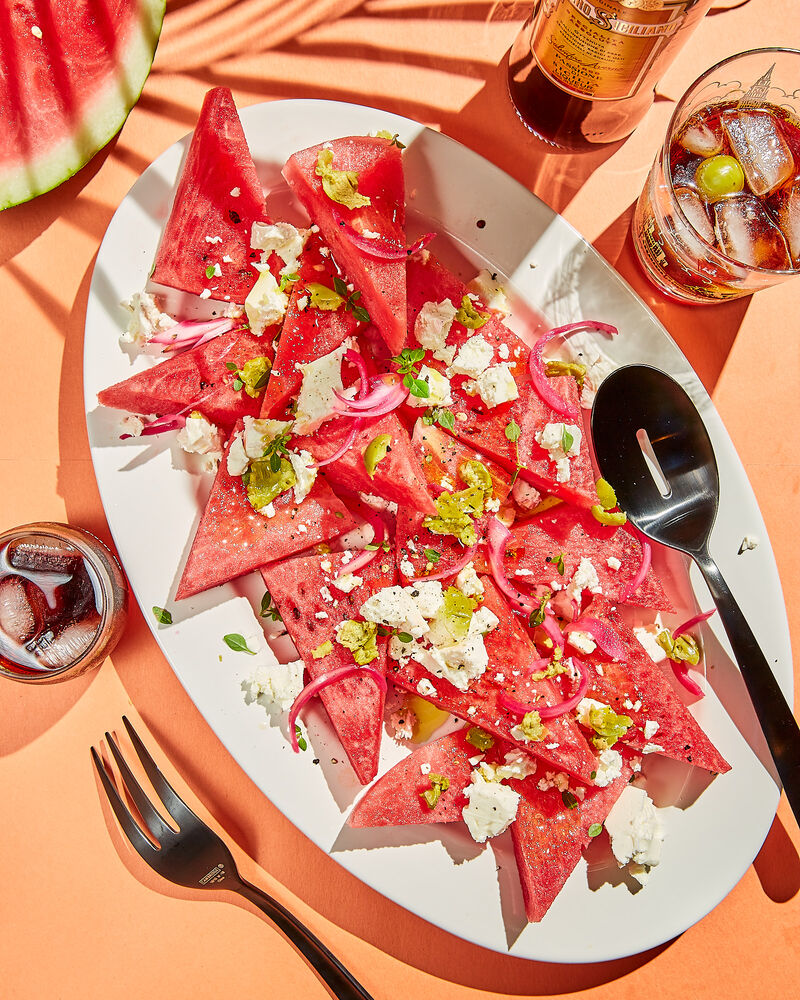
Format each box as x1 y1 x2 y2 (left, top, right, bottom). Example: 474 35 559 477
232 877 374 1000
696 550 800 823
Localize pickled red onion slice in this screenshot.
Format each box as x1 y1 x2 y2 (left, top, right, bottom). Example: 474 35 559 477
487 518 538 615
498 657 589 720
335 508 387 578
344 348 369 398
150 318 235 352
314 418 364 468
529 320 618 419
333 377 408 416
565 616 626 660
121 413 188 439
620 524 652 601
332 207 436 260
288 665 387 752
671 661 703 697
409 543 477 583
672 608 716 639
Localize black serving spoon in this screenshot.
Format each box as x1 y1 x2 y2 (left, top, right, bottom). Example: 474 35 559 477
592 364 800 822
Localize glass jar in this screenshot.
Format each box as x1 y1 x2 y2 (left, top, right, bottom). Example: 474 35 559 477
0 522 128 684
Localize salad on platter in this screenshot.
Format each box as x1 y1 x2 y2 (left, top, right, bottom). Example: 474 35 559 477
95 87 732 926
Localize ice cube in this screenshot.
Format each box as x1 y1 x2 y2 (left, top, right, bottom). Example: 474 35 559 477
768 180 800 267
721 110 794 196
0 575 46 644
675 186 716 246
714 195 792 270
7 537 81 574
33 613 100 670
679 119 724 158
671 154 704 191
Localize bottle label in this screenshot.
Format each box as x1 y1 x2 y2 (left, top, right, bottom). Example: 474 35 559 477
532 0 692 101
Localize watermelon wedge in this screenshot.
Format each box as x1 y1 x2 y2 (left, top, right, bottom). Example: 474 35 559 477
395 421 513 580
349 730 477 827
151 87 267 302
389 578 599 782
510 763 631 922
261 551 397 784
498 504 673 612
259 235 361 419
283 135 407 354
582 597 730 774
176 422 354 600
0 0 165 210
294 413 436 516
405 255 599 508
97 327 271 431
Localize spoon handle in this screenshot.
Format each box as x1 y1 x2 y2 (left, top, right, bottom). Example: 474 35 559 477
696 551 800 820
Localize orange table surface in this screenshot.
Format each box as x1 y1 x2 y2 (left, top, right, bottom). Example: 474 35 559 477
1 2 799 998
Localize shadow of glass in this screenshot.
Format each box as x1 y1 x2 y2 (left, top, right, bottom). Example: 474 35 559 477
753 813 800 903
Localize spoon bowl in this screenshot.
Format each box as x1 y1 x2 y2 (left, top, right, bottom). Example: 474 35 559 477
592 364 800 825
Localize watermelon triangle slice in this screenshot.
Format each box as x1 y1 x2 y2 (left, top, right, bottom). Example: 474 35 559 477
499 505 673 612
349 730 478 827
510 763 631 922
395 420 513 580
97 328 271 431
389 578 599 782
261 552 397 784
405 255 599 508
151 87 267 303
294 413 436 516
259 235 361 419
176 422 354 600
283 135 407 354
581 597 730 774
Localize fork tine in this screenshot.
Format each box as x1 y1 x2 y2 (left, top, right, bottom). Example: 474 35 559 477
90 746 159 859
122 716 199 826
104 729 174 841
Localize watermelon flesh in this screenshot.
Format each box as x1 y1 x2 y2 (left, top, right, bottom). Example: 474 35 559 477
283 135 407 354
389 578 599 782
496 504 673 612
583 597 730 774
294 413 436 516
176 422 355 600
510 763 631 922
349 730 477 827
395 420 513 580
405 255 599 508
261 552 397 784
151 87 267 302
97 327 271 432
259 234 362 419
0 0 165 210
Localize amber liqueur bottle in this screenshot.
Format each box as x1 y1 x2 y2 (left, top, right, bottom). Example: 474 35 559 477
508 0 716 149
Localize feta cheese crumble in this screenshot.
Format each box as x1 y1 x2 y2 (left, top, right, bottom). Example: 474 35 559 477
405 366 453 408
176 413 223 471
607 556 622 570
250 221 308 276
466 269 511 315
414 299 458 362
592 748 624 788
566 557 602 601
468 364 519 408
416 678 438 698
332 573 363 593
288 449 317 503
605 785 665 885
455 561 484 598
119 291 176 348
449 335 494 379
244 269 288 335
226 431 249 477
462 767 521 843
293 340 351 433
534 422 582 483
242 658 304 713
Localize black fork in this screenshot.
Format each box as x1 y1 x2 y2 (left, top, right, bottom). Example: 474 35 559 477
91 717 374 1000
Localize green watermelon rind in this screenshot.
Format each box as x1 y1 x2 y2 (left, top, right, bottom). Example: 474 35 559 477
0 0 166 211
